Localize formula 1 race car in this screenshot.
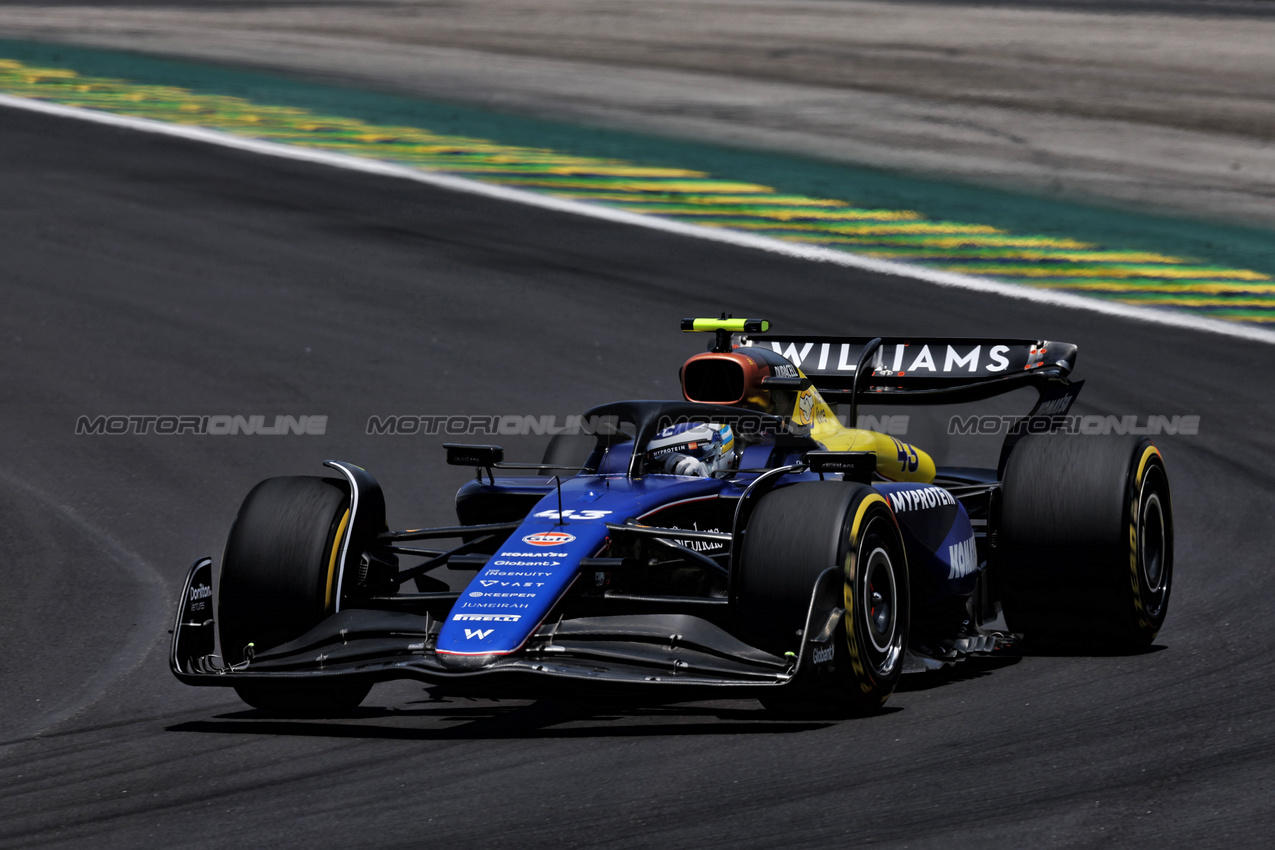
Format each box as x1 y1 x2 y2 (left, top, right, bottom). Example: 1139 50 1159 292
171 318 1173 716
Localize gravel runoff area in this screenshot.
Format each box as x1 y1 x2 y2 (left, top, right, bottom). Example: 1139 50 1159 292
1 0 1273 229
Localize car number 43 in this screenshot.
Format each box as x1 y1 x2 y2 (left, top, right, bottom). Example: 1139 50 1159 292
532 509 613 520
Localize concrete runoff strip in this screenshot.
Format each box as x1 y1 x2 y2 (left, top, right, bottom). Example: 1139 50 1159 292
5 91 1272 346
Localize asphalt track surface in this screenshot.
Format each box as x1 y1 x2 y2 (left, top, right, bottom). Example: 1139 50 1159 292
1 105 1273 848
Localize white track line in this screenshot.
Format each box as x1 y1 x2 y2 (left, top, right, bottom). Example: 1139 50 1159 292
5 92 1273 345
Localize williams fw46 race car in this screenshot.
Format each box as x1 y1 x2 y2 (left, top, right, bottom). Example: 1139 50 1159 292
171 318 1173 716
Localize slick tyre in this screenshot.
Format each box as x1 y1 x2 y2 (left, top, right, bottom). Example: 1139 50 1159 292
738 482 908 717
218 476 370 715
999 434 1172 651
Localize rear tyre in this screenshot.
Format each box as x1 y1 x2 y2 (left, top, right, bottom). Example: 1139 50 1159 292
218 476 369 715
738 482 908 716
999 434 1172 651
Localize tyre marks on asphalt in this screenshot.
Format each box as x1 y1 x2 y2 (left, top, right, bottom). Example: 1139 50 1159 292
0 467 167 744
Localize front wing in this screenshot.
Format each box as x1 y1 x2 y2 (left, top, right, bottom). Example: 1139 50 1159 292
170 558 845 699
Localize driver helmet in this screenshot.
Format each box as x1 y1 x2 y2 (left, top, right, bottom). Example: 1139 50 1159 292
646 422 736 477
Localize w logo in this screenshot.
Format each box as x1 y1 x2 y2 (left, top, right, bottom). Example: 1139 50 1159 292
463 628 494 640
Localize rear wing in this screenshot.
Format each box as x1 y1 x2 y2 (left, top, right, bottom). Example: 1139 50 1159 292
742 335 1078 405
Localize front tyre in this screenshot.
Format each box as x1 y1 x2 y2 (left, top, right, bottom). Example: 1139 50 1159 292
737 482 908 716
218 476 369 715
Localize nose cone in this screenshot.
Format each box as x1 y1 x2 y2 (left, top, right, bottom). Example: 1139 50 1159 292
437 652 498 671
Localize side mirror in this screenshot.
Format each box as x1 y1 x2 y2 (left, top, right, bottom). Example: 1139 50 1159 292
444 444 504 467
805 451 875 483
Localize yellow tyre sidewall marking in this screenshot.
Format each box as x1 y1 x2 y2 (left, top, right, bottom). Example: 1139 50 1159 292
1128 445 1162 629
325 508 352 612
843 492 892 694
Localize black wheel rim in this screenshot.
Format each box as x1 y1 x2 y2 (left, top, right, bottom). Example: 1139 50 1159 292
855 516 903 677
864 546 897 654
1138 467 1170 617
